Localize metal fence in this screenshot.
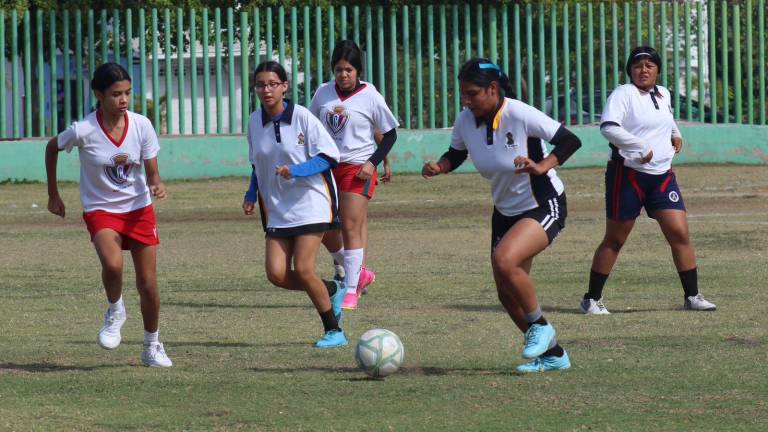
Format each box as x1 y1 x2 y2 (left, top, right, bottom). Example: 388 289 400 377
1 1 766 138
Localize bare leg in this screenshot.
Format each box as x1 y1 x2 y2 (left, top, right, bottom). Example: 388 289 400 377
92 229 124 303
590 218 636 274
655 209 696 271
129 240 160 332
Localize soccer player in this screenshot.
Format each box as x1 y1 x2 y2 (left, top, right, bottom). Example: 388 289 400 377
242 61 348 348
580 46 716 314
422 58 582 373
45 62 172 367
309 40 399 310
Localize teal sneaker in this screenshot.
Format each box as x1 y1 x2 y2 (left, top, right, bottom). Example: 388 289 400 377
515 351 571 374
329 280 348 324
522 323 556 359
314 329 348 348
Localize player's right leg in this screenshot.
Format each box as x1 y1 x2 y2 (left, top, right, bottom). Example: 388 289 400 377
92 229 127 350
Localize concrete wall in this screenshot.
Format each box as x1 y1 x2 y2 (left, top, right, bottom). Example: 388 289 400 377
3 124 767 182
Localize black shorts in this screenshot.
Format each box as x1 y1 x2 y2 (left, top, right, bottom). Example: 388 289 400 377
491 194 567 252
265 221 341 238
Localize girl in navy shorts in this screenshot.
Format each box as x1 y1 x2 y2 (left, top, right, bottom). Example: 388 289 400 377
580 46 716 314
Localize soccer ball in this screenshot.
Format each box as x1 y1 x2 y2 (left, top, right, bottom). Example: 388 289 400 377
355 329 404 378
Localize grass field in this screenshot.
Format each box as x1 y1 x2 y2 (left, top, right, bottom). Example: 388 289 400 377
1 166 767 431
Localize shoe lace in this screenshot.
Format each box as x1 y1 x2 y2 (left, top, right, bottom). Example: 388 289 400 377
525 325 541 346
596 300 607 310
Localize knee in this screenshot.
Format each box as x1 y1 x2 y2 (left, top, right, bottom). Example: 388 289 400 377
266 269 289 288
291 264 316 285
101 261 123 278
491 253 525 279
136 277 157 296
666 229 691 247
600 237 626 253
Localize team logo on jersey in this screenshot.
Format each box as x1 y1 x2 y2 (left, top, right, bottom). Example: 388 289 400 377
326 105 350 135
104 153 133 187
668 191 680 202
505 131 516 149
297 132 305 146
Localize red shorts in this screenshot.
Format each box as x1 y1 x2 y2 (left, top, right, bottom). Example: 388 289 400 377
332 162 377 199
83 204 159 250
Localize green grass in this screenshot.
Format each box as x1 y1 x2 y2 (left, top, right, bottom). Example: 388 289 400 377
1 166 767 431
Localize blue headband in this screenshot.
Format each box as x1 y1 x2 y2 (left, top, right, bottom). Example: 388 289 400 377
479 63 500 71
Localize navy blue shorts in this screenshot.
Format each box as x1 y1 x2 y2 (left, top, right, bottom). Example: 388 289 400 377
605 161 686 221
491 193 567 252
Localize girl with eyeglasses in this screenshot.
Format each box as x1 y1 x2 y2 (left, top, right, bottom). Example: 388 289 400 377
422 58 582 373
242 61 348 348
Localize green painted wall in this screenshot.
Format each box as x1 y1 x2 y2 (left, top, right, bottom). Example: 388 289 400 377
3 124 767 182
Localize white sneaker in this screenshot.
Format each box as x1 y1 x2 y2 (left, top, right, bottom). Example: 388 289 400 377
579 298 611 315
141 342 173 367
684 294 716 311
97 308 126 349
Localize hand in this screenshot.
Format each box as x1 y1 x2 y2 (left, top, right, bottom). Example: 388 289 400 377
275 165 292 179
513 156 547 175
355 161 376 180
380 157 392 184
671 137 683 153
242 200 255 215
149 182 167 200
47 194 66 218
421 161 442 178
639 149 654 164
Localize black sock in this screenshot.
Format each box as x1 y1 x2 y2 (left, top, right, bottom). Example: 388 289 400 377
323 279 337 297
528 316 548 327
678 268 698 298
319 309 340 332
586 270 609 300
542 344 565 357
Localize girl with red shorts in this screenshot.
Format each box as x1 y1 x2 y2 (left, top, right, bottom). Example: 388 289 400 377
45 63 172 367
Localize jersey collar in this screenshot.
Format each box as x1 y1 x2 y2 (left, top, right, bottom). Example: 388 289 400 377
474 98 507 130
261 100 295 126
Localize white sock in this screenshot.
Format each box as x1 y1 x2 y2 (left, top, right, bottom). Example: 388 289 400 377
343 248 364 294
108 297 124 313
330 248 345 266
144 330 159 345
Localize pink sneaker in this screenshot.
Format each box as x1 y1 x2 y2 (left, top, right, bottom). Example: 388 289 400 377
341 291 359 310
357 267 376 296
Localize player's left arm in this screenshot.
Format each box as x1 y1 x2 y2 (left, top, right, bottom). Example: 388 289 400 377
515 125 582 176
671 121 683 153
144 157 167 200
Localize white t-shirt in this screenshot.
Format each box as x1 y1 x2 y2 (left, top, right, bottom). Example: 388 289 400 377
451 98 565 216
248 102 340 230
600 83 679 174
309 81 399 164
57 110 160 213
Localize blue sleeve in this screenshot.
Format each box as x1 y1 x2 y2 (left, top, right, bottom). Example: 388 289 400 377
288 154 333 177
244 167 258 202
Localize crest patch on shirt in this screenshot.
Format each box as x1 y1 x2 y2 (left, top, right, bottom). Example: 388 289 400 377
326 105 350 135
505 132 516 149
297 132 305 146
104 153 133 187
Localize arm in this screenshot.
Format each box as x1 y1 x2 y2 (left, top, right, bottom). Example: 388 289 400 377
671 121 683 153
276 154 335 179
243 167 258 215
515 125 582 175
422 147 468 178
143 157 167 200
600 122 653 163
45 137 66 218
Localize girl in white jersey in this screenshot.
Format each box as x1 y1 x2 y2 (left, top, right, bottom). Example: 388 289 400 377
422 58 583 373
580 46 716 314
309 40 400 310
242 61 348 348
45 63 172 367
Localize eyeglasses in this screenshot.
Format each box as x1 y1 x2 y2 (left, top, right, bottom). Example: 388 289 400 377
254 81 284 91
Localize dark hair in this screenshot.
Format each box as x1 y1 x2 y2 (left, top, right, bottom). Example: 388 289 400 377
254 60 289 83
91 62 131 92
331 40 364 75
625 46 662 79
458 58 515 98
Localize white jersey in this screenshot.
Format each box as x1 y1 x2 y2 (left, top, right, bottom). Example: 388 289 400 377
309 80 399 164
600 83 678 174
451 98 565 217
57 110 160 213
248 102 340 230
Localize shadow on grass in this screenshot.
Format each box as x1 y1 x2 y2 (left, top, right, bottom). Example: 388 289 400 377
0 362 129 373
249 365 515 377
165 301 310 310
447 304 677 315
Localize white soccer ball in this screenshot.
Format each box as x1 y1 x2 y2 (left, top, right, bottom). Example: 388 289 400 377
355 328 404 378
